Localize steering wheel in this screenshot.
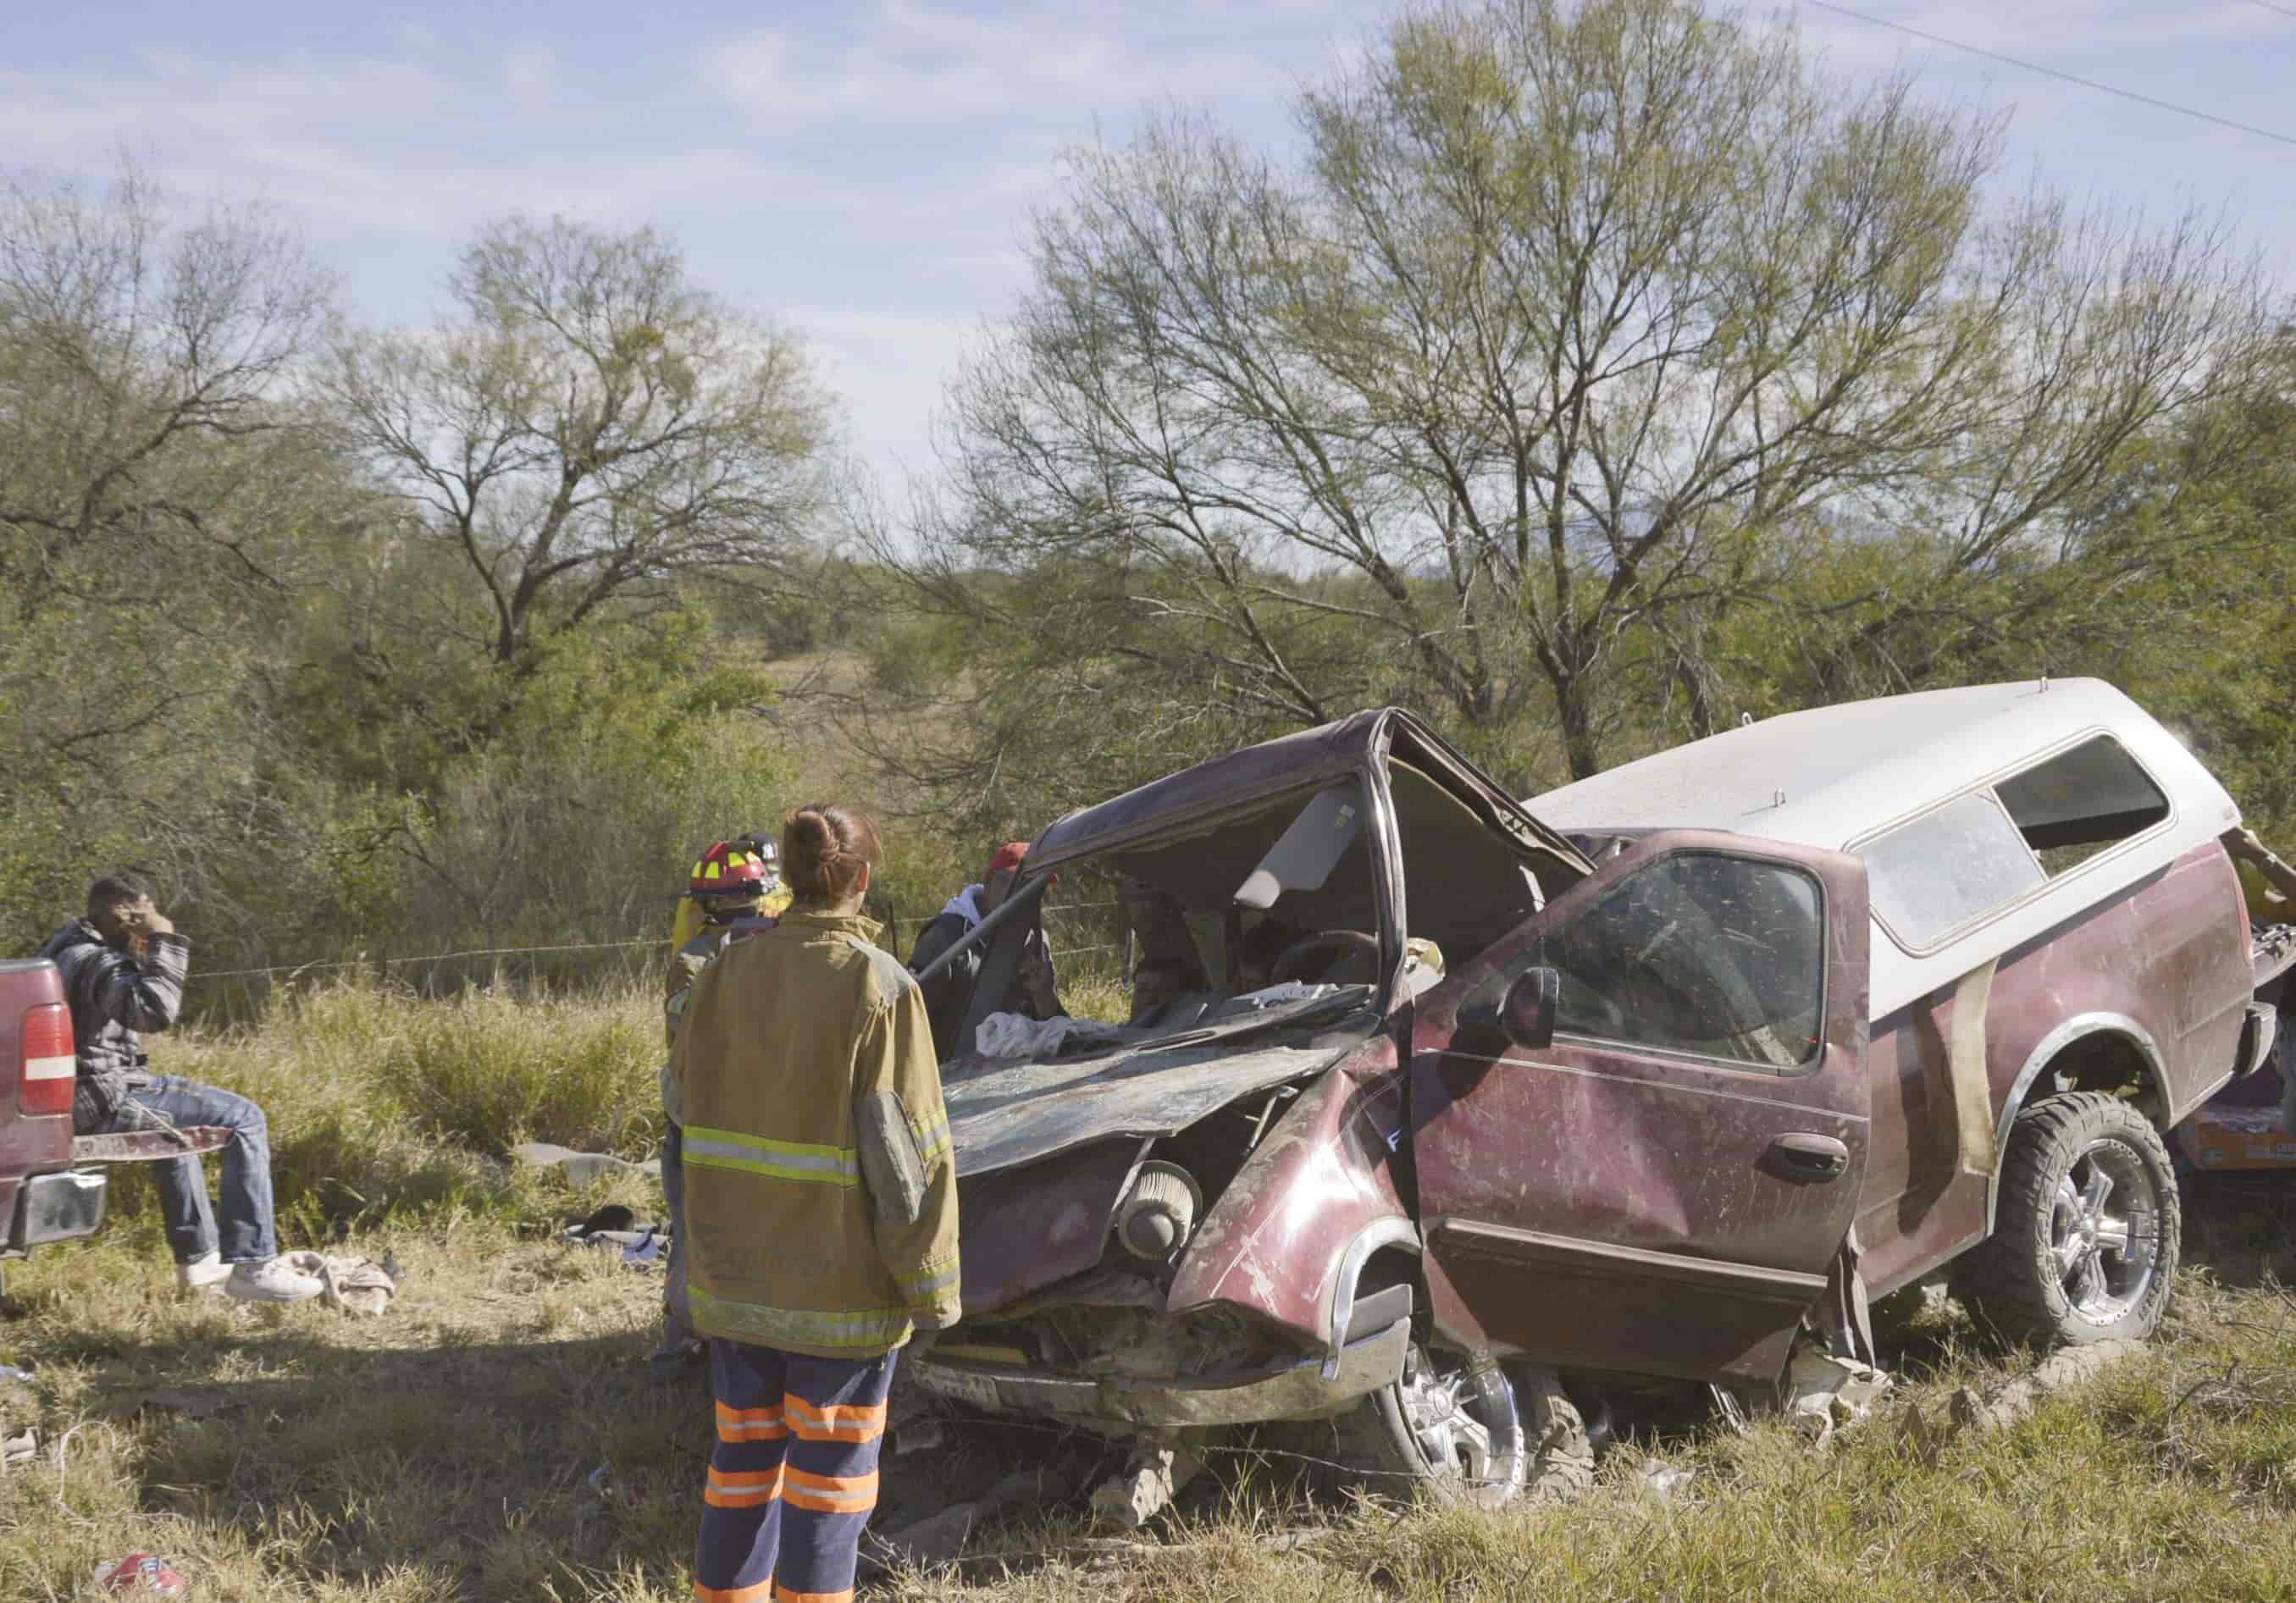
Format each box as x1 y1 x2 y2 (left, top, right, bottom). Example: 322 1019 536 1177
1268 930 1379 987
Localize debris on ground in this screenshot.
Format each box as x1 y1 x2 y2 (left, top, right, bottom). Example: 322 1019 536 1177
513 1141 661 1185
129 1390 246 1423
0 1363 35 1385
1089 1441 1203 1529
1635 1458 1696 1504
869 1465 1065 1570
1 1428 36 1469
559 1205 672 1266
890 1418 945 1457
1781 1345 1893 1447
1947 1340 2144 1435
1707 1382 1752 1436
93 1551 189 1595
273 1252 396 1315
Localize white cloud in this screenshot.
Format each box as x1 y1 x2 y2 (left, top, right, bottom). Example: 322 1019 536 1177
502 47 558 107
0 52 829 249
697 1 1278 132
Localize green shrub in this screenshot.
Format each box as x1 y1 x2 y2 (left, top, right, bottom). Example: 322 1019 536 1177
141 976 666 1238
366 982 664 1159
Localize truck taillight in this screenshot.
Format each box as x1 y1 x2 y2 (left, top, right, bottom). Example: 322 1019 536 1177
18 1002 75 1117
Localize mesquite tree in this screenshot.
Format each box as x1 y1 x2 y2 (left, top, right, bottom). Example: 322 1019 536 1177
328 216 836 668
927 0 2269 777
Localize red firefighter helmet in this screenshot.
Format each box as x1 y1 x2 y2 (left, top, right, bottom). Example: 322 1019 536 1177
688 839 777 901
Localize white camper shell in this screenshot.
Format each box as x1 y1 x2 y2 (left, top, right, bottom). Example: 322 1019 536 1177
1528 679 2241 1020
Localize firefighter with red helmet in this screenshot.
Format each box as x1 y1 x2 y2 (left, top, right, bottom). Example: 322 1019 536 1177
653 835 786 1380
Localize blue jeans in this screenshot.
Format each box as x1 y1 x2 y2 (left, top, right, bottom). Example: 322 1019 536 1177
89 1075 278 1264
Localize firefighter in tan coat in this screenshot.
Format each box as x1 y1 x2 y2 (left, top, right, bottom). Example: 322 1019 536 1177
668 804 960 1603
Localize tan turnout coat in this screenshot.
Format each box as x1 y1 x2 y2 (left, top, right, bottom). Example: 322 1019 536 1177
667 909 962 1357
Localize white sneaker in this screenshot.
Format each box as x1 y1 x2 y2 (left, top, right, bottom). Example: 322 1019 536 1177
176 1252 230 1292
224 1257 324 1304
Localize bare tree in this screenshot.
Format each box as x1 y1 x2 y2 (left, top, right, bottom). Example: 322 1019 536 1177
0 164 334 620
928 0 2270 777
0 163 349 948
327 216 837 666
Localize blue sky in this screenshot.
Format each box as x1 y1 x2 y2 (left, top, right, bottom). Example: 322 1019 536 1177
6 2 2291 486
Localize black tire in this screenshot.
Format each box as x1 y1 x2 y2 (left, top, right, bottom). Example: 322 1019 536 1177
1952 1091 2180 1346
1336 1346 1591 1508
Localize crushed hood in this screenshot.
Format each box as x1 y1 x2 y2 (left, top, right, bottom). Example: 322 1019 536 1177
946 992 1375 1177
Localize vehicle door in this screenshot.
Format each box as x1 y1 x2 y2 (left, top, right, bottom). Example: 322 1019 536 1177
1408 830 1871 1385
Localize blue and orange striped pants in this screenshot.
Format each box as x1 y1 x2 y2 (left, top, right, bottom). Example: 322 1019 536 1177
694 1338 894 1603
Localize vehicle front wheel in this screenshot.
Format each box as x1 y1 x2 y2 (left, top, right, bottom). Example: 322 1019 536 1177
1953 1091 2180 1346
1342 1344 1592 1508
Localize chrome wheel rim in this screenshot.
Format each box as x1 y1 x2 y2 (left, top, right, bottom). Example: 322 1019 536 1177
1394 1346 1518 1489
2050 1135 2160 1323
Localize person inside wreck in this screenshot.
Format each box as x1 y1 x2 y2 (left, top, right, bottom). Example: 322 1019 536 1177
667 804 962 1603
905 840 1062 1058
36 875 324 1303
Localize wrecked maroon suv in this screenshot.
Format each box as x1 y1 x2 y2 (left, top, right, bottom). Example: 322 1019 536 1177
909 685 2271 1503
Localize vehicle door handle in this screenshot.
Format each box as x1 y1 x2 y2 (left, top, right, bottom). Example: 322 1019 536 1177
1765 1133 1850 1183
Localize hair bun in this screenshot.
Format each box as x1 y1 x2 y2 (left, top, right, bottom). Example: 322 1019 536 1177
778 802 882 909
785 810 834 852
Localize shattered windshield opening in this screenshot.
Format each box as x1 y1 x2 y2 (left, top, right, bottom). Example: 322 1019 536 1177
960 779 1387 1064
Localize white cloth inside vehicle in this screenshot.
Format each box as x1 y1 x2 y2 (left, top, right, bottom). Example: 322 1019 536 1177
973 1012 1126 1059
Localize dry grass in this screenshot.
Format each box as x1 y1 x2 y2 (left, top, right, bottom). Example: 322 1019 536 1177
134 976 667 1242
0 1204 692 1601
10 986 2296 1599
877 1265 2296 1602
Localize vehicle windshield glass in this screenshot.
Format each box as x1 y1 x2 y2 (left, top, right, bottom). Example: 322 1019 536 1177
1543 851 1825 1071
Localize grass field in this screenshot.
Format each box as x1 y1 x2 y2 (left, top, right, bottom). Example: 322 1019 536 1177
6 985 2296 1600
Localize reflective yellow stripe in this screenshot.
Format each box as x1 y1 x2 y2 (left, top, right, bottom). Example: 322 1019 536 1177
910 1112 953 1164
898 1260 960 1304
689 1286 910 1351
683 1125 860 1188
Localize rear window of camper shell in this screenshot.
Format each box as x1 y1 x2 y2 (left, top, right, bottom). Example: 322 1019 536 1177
1855 732 2171 953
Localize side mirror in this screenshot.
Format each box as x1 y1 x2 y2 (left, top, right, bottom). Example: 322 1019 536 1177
1501 967 1559 1051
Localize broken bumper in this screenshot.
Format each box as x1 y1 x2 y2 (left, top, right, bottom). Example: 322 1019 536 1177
907 1313 1409 1429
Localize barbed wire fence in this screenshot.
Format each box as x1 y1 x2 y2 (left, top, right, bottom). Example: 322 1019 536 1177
180 902 1137 1017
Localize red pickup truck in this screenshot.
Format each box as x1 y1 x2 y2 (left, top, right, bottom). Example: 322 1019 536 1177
0 959 109 1266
